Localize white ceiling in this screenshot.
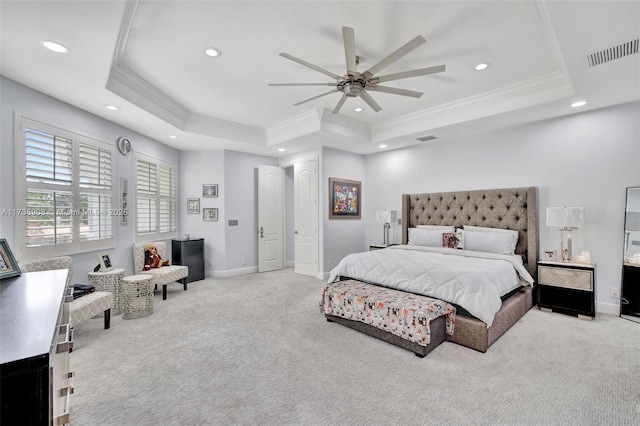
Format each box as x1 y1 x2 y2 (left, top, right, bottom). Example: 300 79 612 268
1 0 639 156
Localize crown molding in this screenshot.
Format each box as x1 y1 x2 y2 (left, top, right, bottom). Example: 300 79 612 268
186 114 267 145
266 108 322 145
372 70 574 142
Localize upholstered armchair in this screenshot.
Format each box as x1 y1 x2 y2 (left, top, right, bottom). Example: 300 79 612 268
17 256 113 329
132 241 188 300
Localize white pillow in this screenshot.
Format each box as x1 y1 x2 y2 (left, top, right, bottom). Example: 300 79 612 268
416 225 455 232
464 225 519 238
462 229 518 255
408 228 451 247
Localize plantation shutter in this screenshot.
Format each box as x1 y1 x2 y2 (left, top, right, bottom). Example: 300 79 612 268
79 143 113 241
25 128 74 247
159 165 176 233
136 159 157 234
19 118 115 255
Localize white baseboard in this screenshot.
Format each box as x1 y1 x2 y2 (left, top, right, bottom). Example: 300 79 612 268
596 301 620 316
205 266 258 278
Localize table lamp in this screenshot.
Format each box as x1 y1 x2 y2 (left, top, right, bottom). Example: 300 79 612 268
546 207 584 262
376 210 396 246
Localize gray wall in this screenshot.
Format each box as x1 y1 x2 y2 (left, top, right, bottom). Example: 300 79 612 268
322 147 366 272
364 101 640 312
179 150 225 272
1 77 181 282
223 150 278 272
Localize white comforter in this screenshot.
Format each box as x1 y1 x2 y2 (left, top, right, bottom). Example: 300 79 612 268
328 245 534 326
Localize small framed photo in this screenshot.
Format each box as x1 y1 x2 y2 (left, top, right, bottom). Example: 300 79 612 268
187 198 200 214
203 184 218 198
0 239 21 280
542 250 557 261
203 208 218 222
97 253 114 272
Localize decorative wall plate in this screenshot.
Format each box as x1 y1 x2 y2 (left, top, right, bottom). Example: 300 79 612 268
117 137 132 155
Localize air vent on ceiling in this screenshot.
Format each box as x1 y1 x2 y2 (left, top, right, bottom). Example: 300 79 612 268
416 135 437 142
587 38 639 67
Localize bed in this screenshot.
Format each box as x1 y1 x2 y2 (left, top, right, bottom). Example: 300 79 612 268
322 186 539 354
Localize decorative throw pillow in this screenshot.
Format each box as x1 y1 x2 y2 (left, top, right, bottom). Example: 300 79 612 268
442 231 464 249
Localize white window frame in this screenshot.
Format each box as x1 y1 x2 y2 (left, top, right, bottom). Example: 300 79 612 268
14 115 116 259
134 152 178 242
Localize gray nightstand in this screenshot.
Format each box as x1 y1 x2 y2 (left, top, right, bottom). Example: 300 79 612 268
537 260 596 320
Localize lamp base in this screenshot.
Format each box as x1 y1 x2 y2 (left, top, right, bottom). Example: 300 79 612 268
382 223 390 246
559 228 573 262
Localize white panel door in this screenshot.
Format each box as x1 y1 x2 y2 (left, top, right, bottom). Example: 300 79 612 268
294 159 318 277
258 165 284 272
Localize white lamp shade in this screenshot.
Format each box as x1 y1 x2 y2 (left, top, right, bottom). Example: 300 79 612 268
546 207 584 228
376 210 397 223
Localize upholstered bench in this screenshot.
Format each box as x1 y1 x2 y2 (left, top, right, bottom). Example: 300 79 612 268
320 279 456 357
132 242 188 300
17 256 113 329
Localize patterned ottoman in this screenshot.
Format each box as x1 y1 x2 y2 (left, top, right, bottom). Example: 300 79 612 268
321 279 456 357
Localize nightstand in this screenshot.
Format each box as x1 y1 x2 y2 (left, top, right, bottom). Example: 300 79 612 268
370 244 398 251
537 261 596 320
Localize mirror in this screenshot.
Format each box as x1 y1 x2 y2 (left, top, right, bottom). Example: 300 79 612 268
624 187 640 264
622 186 640 323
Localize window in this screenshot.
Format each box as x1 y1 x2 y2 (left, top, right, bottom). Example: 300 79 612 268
135 154 177 240
15 116 115 258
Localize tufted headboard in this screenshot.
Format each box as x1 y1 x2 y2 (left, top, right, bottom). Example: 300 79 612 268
401 187 539 278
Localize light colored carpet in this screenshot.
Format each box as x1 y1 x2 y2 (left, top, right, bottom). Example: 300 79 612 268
70 268 640 425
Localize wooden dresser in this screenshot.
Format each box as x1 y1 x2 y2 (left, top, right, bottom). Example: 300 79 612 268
0 270 73 425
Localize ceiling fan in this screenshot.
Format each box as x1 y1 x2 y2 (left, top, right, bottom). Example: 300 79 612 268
269 26 446 115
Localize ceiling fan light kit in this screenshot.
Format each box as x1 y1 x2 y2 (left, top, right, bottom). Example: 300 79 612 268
269 26 446 115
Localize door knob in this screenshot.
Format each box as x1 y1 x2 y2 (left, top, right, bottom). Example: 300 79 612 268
259 226 264 238
294 230 298 234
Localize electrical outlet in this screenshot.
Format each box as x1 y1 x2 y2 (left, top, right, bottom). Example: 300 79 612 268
610 287 620 298
241 257 246 266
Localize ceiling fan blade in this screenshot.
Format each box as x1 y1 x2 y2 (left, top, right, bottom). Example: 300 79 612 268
269 83 338 86
364 35 426 77
279 53 342 81
368 85 423 98
360 90 382 112
342 27 357 76
293 88 339 106
376 65 446 83
331 94 348 115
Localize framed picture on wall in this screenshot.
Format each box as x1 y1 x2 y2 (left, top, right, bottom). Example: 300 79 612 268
187 198 200 214
203 208 218 222
203 184 218 198
329 177 361 219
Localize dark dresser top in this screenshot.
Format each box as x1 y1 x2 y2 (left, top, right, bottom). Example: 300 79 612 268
0 269 68 364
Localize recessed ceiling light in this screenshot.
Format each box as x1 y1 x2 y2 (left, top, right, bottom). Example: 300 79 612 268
169 135 178 139
354 107 364 112
379 144 387 149
204 47 221 57
40 40 70 53
105 105 120 111
278 148 286 152
570 100 587 107
474 63 489 71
